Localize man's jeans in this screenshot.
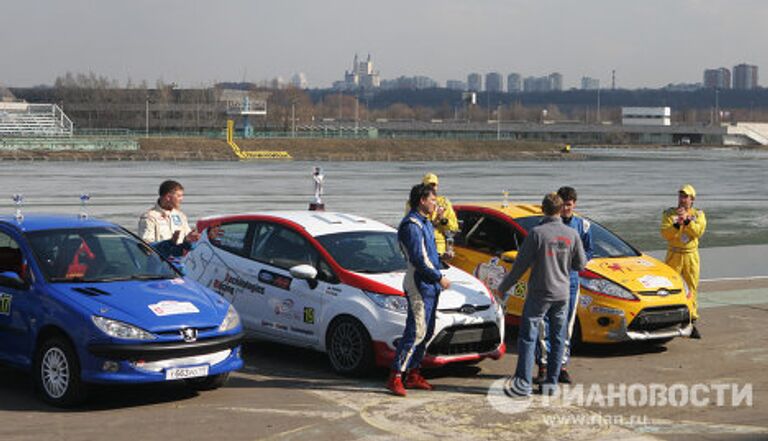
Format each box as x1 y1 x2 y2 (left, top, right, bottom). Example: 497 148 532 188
537 272 579 367
509 297 568 396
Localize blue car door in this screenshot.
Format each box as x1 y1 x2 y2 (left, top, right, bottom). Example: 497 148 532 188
0 228 35 367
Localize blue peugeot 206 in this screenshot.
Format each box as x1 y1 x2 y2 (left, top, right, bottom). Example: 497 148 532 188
0 214 243 406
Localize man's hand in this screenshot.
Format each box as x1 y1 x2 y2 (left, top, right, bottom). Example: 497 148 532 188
439 276 451 290
184 230 201 244
675 207 688 223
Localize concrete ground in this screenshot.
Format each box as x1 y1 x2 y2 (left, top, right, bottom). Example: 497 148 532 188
1 278 766 441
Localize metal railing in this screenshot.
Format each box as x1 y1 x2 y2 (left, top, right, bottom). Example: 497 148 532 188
0 103 73 137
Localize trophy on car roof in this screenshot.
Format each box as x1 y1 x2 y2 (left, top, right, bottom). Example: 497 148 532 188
309 166 325 211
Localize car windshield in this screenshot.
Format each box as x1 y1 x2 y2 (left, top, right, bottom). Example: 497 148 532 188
515 216 640 258
316 231 407 273
26 227 178 283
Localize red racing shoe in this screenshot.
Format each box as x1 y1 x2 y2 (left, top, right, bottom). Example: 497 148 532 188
386 371 407 397
405 369 433 391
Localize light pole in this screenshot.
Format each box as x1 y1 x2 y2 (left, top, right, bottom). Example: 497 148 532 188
715 88 720 125
596 87 601 124
338 92 342 137
291 102 296 138
145 97 149 138
496 104 501 140
354 96 359 136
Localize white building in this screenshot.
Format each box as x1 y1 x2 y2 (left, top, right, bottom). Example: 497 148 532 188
581 77 600 90
622 107 672 126
485 72 503 92
338 54 381 90
467 73 482 92
290 73 308 89
507 73 522 92
548 73 563 91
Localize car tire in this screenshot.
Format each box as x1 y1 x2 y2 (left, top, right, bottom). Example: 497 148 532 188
570 318 583 353
34 336 88 407
326 316 374 376
186 372 231 391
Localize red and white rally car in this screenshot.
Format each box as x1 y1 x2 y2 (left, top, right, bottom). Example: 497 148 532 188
182 211 505 374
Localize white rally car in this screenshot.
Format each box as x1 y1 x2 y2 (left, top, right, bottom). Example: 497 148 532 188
182 211 505 375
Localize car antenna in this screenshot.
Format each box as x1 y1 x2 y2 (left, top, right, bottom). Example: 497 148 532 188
502 190 509 208
79 193 91 220
12 194 24 222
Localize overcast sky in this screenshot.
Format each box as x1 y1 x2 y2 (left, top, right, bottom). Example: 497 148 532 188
1 0 765 89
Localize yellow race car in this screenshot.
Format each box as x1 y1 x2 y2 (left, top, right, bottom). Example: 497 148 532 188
449 202 695 345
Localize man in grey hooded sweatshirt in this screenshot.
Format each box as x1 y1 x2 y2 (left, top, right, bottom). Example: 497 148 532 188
497 192 587 396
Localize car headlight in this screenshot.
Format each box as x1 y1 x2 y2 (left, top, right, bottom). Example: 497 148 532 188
365 291 408 314
218 304 241 332
580 277 638 301
92 316 156 340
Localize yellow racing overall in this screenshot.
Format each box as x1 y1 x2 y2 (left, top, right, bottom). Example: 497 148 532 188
660 207 707 320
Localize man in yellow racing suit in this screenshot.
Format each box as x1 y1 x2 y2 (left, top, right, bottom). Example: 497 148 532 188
660 184 706 337
405 173 459 258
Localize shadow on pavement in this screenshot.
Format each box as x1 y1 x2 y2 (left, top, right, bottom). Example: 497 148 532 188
0 365 201 412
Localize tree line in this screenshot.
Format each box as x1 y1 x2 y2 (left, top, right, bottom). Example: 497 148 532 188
8 72 768 132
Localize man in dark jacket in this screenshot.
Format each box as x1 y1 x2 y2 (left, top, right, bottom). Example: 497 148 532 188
497 192 587 396
387 184 451 397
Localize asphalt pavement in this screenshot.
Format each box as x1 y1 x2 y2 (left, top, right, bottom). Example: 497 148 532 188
1 276 766 441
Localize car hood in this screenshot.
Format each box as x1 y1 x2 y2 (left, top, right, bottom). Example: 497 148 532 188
352 265 494 309
52 278 229 332
587 254 685 293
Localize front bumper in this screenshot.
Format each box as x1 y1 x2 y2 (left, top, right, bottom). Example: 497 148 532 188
588 304 693 342
371 310 506 368
81 332 244 384
373 341 505 368
81 346 243 384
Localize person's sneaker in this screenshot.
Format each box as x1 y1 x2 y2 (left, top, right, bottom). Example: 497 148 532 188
533 364 547 384
690 326 702 339
405 369 433 390
558 368 572 384
386 371 407 397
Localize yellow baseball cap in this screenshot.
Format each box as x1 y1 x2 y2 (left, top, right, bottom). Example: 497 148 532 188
679 184 696 198
422 173 439 186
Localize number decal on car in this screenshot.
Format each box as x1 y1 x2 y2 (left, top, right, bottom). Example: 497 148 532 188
303 307 315 324
0 293 11 316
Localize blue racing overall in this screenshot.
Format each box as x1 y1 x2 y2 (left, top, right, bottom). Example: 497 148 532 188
392 210 443 373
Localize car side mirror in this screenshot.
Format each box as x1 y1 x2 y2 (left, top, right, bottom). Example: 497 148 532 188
290 264 319 289
0 271 27 289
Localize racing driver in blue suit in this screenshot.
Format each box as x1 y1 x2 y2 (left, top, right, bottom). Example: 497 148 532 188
386 183 451 397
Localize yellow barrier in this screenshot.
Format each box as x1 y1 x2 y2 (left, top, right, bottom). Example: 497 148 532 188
226 120 292 160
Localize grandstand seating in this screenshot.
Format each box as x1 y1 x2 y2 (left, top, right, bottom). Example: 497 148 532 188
0 102 73 137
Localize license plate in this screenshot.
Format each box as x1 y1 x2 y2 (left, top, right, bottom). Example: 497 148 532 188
165 365 209 380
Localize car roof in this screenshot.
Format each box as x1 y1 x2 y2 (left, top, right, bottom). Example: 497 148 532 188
198 211 395 237
0 214 118 233
454 202 544 219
